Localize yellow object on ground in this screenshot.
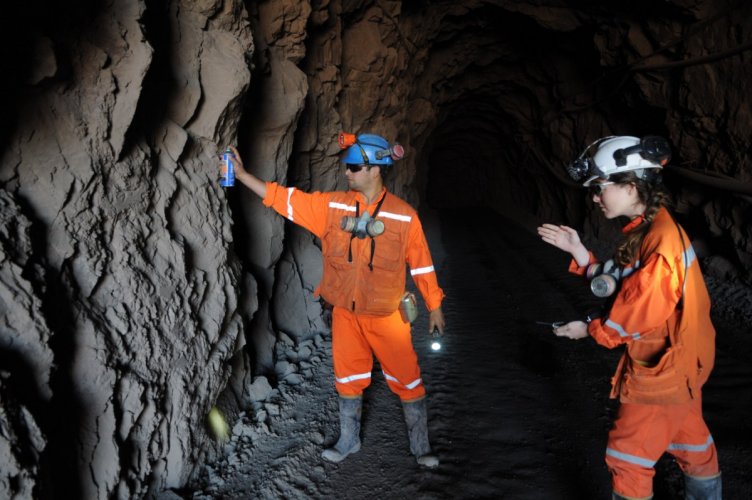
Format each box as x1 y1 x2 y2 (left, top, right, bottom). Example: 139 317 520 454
207 406 230 442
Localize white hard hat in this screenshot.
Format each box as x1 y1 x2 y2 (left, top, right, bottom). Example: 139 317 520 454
582 135 670 186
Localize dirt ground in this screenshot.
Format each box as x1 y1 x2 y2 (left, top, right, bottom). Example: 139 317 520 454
187 209 752 499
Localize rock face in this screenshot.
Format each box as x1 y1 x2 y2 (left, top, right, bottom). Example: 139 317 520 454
0 0 750 497
1 1 253 498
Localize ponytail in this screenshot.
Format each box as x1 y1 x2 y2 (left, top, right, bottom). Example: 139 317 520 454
612 174 673 266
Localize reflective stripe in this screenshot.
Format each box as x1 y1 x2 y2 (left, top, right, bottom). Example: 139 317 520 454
411 265 435 276
605 318 642 340
328 202 356 212
606 447 656 468
622 263 637 278
379 210 411 222
681 245 697 297
668 435 714 453
287 187 295 221
382 371 423 390
685 245 697 267
335 372 372 384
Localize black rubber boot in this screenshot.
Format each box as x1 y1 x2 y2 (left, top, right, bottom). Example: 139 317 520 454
321 396 362 463
685 473 722 500
402 398 439 468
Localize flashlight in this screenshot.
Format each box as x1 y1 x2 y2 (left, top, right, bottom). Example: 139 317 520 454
430 329 442 351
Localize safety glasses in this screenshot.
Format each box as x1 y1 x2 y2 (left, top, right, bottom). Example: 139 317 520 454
588 181 615 196
346 163 368 173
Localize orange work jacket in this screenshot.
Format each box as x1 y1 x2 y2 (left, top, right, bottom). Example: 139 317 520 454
571 207 716 404
263 182 444 316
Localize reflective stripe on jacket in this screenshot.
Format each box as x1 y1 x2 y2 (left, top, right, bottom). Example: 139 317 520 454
263 182 444 316
571 207 716 404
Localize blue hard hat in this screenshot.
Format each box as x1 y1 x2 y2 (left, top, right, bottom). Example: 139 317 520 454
341 133 394 166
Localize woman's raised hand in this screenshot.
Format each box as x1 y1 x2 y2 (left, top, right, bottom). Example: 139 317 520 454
537 224 581 252
537 223 590 266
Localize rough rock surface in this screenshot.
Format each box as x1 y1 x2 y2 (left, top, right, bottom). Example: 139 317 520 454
0 0 750 498
1 1 254 498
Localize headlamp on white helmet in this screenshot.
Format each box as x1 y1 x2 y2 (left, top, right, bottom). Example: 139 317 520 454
566 135 671 186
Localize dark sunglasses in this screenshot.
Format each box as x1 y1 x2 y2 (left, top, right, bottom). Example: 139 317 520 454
588 181 615 196
346 163 368 173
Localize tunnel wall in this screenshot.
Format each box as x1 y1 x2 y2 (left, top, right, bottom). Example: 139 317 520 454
0 1 254 497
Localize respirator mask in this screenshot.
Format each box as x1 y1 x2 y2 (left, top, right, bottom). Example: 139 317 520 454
586 259 623 297
341 210 385 239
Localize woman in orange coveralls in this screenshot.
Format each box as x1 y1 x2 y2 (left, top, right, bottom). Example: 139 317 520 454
226 133 445 469
537 136 721 500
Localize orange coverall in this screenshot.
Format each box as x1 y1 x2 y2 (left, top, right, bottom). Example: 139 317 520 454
263 182 444 400
570 207 719 498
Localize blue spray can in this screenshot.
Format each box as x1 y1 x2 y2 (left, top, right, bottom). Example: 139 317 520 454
220 147 235 187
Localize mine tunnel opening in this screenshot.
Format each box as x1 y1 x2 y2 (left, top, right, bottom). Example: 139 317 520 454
423 97 537 214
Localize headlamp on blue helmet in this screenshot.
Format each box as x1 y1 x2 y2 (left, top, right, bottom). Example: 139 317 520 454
339 132 405 167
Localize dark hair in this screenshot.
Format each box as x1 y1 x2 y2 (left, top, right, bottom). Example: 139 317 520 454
377 164 391 181
609 171 673 266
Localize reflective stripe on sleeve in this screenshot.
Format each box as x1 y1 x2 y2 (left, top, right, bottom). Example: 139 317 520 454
287 187 295 221
382 371 423 390
335 372 371 384
604 318 642 341
410 265 435 276
606 447 657 468
681 245 697 297
668 435 714 453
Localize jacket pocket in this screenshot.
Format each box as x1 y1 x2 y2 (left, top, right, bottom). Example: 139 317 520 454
621 347 692 405
370 228 403 272
323 228 352 258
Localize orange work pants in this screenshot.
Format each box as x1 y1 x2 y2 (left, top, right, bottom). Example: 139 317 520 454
606 396 719 499
331 306 425 401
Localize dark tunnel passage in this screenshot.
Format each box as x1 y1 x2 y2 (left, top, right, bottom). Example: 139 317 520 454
412 2 679 226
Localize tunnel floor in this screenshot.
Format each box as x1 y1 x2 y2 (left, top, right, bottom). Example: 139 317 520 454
189 209 752 499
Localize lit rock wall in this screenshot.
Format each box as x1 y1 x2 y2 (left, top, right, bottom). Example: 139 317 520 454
1 1 253 497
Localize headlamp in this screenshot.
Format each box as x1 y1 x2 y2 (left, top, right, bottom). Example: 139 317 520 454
565 136 613 182
566 157 592 182
338 132 357 149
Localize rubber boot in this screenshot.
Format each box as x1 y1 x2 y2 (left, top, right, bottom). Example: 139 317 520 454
402 398 439 468
684 473 722 500
321 396 362 463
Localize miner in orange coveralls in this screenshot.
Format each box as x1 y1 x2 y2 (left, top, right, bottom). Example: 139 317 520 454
226 132 445 468
537 136 721 499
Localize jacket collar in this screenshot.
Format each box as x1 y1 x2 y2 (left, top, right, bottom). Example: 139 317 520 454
353 187 387 208
622 213 646 233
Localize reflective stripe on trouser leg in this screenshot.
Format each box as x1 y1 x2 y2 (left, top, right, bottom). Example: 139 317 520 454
606 398 719 499
332 307 425 401
332 307 374 397
365 308 424 400
666 396 719 479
